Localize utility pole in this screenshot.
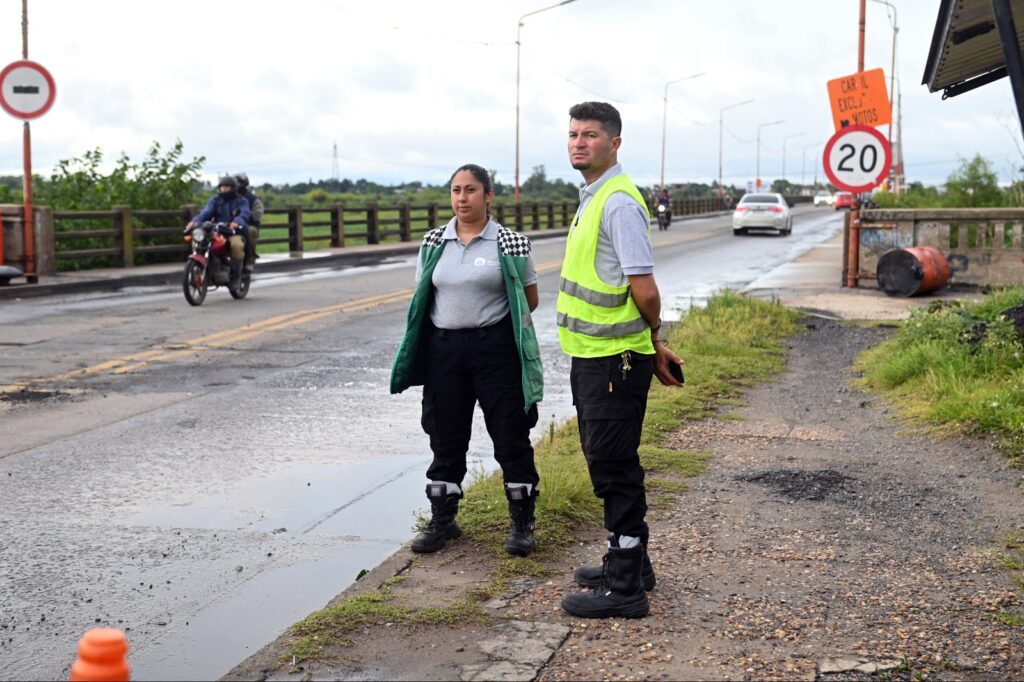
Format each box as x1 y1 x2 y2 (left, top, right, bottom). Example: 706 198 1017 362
20 0 37 282
847 0 867 288
331 141 339 185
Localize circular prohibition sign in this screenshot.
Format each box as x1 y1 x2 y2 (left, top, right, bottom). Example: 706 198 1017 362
822 124 892 193
0 60 56 120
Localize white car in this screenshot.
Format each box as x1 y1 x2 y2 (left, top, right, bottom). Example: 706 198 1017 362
732 193 793 236
813 191 834 207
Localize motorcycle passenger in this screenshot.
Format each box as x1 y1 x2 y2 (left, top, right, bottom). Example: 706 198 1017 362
186 176 251 288
234 172 262 273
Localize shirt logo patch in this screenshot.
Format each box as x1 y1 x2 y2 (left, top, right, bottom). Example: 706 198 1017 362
473 258 498 267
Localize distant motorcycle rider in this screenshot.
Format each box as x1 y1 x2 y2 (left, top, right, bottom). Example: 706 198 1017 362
234 172 262 272
656 188 671 227
186 176 251 288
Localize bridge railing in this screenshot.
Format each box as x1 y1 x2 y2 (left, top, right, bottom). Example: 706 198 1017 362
2 196 742 275
856 208 1024 287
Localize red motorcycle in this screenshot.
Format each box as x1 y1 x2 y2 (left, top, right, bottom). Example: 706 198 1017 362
181 221 251 306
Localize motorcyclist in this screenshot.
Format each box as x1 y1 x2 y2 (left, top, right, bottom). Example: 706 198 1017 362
186 176 251 288
234 172 263 273
657 188 671 218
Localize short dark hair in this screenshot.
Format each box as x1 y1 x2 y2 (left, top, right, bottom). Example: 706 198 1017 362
568 101 622 137
449 164 493 194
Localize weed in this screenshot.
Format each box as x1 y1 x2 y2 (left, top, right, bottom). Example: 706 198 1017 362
990 610 1024 627
856 287 1024 458
287 586 488 663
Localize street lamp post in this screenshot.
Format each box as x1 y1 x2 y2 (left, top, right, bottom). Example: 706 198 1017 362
659 72 705 191
869 0 898 154
781 132 805 185
515 0 578 203
756 119 784 191
801 141 821 187
717 99 753 198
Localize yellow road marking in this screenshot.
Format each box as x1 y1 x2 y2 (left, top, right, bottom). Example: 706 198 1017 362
0 288 415 394
2 232 699 394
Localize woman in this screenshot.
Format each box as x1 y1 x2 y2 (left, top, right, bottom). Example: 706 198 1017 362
390 164 543 557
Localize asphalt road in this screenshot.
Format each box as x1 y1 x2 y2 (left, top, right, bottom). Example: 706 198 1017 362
0 205 844 681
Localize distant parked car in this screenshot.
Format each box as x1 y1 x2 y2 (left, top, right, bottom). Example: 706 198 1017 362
813 191 834 207
732 193 792 236
834 192 854 209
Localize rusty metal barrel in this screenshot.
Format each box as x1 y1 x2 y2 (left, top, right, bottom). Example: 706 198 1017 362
876 246 951 297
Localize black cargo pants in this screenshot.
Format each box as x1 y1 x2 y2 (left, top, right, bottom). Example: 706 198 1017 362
421 315 539 487
570 351 653 539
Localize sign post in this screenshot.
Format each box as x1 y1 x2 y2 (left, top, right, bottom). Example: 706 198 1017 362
0 59 56 282
823 123 892 288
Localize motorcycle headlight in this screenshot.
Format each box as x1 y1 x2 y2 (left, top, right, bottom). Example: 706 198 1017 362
657 205 666 213
192 227 206 242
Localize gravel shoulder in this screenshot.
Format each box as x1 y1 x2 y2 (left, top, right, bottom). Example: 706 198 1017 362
225 317 1024 682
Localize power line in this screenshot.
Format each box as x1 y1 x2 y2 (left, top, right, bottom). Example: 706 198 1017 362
521 46 635 104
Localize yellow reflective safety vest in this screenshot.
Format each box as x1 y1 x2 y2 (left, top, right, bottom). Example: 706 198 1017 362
557 174 655 358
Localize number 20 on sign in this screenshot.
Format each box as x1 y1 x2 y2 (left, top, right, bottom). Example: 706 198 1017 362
823 125 892 193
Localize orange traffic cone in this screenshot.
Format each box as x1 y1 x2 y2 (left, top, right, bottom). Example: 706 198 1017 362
69 627 130 681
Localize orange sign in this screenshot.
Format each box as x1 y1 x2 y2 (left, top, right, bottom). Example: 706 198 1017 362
826 68 891 131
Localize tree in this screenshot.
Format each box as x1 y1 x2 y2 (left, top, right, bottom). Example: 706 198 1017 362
944 154 1004 208
521 165 548 195
36 140 205 210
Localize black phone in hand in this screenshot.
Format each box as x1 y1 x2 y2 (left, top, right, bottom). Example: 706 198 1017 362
668 361 684 383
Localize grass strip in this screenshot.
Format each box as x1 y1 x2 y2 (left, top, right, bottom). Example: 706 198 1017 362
287 290 800 662
855 287 1024 463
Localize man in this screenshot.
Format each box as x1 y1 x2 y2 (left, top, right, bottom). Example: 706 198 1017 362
186 176 250 288
557 101 684 620
234 172 263 272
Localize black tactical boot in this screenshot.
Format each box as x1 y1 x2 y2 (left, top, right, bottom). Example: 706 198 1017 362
411 483 462 554
561 539 650 619
574 533 656 591
504 485 537 557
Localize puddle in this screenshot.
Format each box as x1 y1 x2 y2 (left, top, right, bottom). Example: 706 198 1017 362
129 457 430 542
129 539 398 681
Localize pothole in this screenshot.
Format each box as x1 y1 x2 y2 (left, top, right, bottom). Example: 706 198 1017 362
0 388 71 404
737 469 855 501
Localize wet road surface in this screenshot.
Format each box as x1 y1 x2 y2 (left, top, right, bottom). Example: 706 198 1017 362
0 206 842 680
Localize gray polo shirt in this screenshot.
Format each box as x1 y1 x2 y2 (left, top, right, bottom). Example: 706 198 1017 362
415 218 538 330
572 163 654 287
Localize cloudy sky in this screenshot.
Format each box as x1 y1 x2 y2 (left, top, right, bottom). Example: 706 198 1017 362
0 0 1020 190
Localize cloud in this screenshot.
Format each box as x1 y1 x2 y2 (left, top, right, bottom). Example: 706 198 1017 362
0 0 1015 188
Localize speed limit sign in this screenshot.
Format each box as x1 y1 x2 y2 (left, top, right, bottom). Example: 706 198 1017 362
823 125 892 193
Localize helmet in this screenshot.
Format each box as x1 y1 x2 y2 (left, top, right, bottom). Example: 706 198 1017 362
217 175 238 190
233 172 249 190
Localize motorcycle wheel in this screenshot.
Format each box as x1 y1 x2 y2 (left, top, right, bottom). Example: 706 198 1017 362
230 271 251 300
183 260 208 306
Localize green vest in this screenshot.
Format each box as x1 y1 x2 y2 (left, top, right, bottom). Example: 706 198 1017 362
390 224 543 412
557 174 655 358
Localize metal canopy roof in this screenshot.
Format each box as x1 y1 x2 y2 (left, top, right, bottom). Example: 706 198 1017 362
923 0 1024 96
